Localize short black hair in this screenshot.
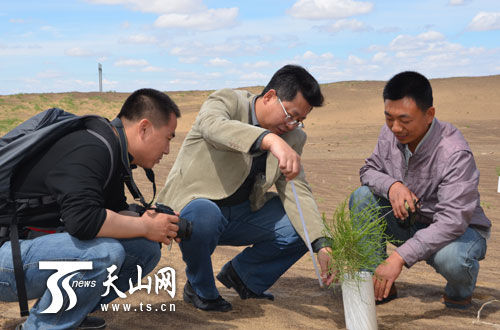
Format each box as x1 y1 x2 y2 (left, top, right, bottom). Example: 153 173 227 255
260 64 324 107
383 71 433 112
118 88 180 126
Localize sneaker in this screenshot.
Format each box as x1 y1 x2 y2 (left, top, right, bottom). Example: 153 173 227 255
183 281 232 312
442 294 472 309
78 316 106 329
216 261 274 301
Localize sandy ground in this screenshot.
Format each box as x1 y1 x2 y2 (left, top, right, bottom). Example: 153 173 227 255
1 75 499 329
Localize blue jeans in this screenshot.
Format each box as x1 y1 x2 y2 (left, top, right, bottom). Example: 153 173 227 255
179 197 308 300
0 233 161 330
349 186 487 302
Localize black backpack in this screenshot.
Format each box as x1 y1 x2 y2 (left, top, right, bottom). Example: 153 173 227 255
0 108 156 316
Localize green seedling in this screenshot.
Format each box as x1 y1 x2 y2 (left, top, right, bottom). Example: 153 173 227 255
322 198 396 285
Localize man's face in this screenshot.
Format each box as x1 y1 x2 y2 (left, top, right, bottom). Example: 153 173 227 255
134 113 177 169
261 90 312 135
384 97 434 151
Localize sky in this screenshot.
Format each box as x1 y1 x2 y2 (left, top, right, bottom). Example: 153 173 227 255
0 0 499 94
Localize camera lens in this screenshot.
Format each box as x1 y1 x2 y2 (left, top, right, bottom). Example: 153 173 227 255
177 217 192 240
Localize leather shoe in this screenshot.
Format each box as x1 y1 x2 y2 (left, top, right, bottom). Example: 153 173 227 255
78 316 106 329
375 283 398 305
183 281 232 312
442 294 472 309
217 261 274 301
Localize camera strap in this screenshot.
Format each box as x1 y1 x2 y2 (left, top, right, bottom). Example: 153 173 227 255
110 117 156 209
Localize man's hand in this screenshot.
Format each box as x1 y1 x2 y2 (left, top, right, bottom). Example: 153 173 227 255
388 182 418 220
261 133 301 181
373 251 405 301
317 247 335 286
141 210 180 244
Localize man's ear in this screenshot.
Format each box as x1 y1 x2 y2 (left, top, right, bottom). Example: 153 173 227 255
425 106 435 124
137 118 153 140
261 89 277 106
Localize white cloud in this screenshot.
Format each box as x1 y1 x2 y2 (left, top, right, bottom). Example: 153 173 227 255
240 72 267 81
142 66 164 72
372 52 388 62
303 50 317 60
321 18 370 33
169 38 261 57
448 0 467 5
114 59 149 66
154 8 238 31
40 25 57 31
348 55 364 65
244 61 271 69
103 79 118 88
121 34 158 44
178 56 199 64
360 30 500 79
389 31 446 53
9 18 25 23
295 50 335 61
36 70 64 79
468 12 500 31
208 57 232 66
289 0 373 20
88 0 238 31
65 47 94 57
86 0 203 14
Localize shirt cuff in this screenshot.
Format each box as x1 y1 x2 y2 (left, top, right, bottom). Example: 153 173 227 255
249 131 271 154
311 237 329 253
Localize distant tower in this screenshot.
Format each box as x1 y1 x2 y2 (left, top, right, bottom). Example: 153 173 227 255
98 63 103 92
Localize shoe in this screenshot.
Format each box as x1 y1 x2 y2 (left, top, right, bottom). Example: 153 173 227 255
375 283 398 305
183 281 232 312
16 316 105 330
78 316 106 329
216 261 274 301
442 294 472 309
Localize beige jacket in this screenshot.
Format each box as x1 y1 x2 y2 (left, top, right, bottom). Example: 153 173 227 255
156 88 324 243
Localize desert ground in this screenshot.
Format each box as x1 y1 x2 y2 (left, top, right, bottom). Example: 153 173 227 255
1 75 499 329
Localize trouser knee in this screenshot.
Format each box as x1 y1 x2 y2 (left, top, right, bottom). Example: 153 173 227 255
349 186 375 211
431 251 477 286
180 199 226 241
85 238 126 269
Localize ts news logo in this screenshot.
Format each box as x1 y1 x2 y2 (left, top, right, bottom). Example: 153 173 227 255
39 261 95 314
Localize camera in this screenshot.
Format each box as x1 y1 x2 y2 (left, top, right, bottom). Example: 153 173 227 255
154 203 192 240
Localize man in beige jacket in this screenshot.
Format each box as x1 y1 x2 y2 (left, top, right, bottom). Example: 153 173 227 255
157 65 333 312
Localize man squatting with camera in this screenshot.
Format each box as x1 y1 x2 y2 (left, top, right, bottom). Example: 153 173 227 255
349 71 491 309
156 64 335 312
0 89 181 329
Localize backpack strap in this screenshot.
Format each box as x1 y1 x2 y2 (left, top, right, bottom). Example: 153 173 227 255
110 117 156 209
86 128 115 189
9 201 29 316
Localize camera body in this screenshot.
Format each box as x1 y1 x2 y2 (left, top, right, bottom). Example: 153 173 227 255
154 203 192 240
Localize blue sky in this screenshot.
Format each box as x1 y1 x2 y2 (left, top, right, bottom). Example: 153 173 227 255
1 0 499 94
